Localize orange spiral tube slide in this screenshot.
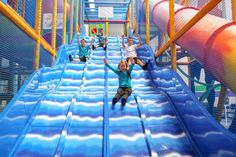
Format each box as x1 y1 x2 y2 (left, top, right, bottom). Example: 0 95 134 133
147 0 236 93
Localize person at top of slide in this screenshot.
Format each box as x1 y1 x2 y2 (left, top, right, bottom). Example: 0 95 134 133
92 28 108 51
122 34 148 70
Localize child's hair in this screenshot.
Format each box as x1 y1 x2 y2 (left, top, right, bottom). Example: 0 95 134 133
81 39 86 43
117 60 131 78
118 60 128 71
128 37 133 41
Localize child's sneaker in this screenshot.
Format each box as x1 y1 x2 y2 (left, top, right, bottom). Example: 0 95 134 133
69 55 73 61
142 62 148 70
111 104 115 110
111 98 118 110
119 105 124 111
120 98 126 110
92 45 95 50
104 46 107 51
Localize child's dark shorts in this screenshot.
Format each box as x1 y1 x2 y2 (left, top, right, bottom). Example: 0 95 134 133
126 57 141 64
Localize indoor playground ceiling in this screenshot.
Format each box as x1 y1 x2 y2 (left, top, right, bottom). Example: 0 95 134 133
84 0 130 21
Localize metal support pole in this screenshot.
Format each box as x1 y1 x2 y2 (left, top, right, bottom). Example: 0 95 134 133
129 2 132 31
34 0 42 70
126 5 130 36
145 0 150 43
75 0 79 32
105 18 109 36
132 0 136 32
63 0 67 44
232 0 236 21
82 0 85 34
169 0 176 70
79 0 82 32
70 0 74 42
135 0 139 33
51 0 57 50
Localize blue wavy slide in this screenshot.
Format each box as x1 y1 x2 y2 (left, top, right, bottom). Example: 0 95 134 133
0 36 236 157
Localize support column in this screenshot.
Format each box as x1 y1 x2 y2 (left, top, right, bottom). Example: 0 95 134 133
232 0 236 21
129 2 132 32
126 6 130 36
51 0 58 50
82 0 85 34
145 0 149 43
34 0 42 70
63 0 67 44
70 0 74 42
75 0 79 32
169 0 176 70
132 0 136 32
105 18 109 36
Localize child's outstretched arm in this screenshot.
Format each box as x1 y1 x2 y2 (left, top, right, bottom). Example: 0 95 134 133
103 58 118 74
121 35 125 48
103 58 108 64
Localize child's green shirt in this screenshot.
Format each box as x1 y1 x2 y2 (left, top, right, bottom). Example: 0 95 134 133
105 63 134 88
78 45 90 57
